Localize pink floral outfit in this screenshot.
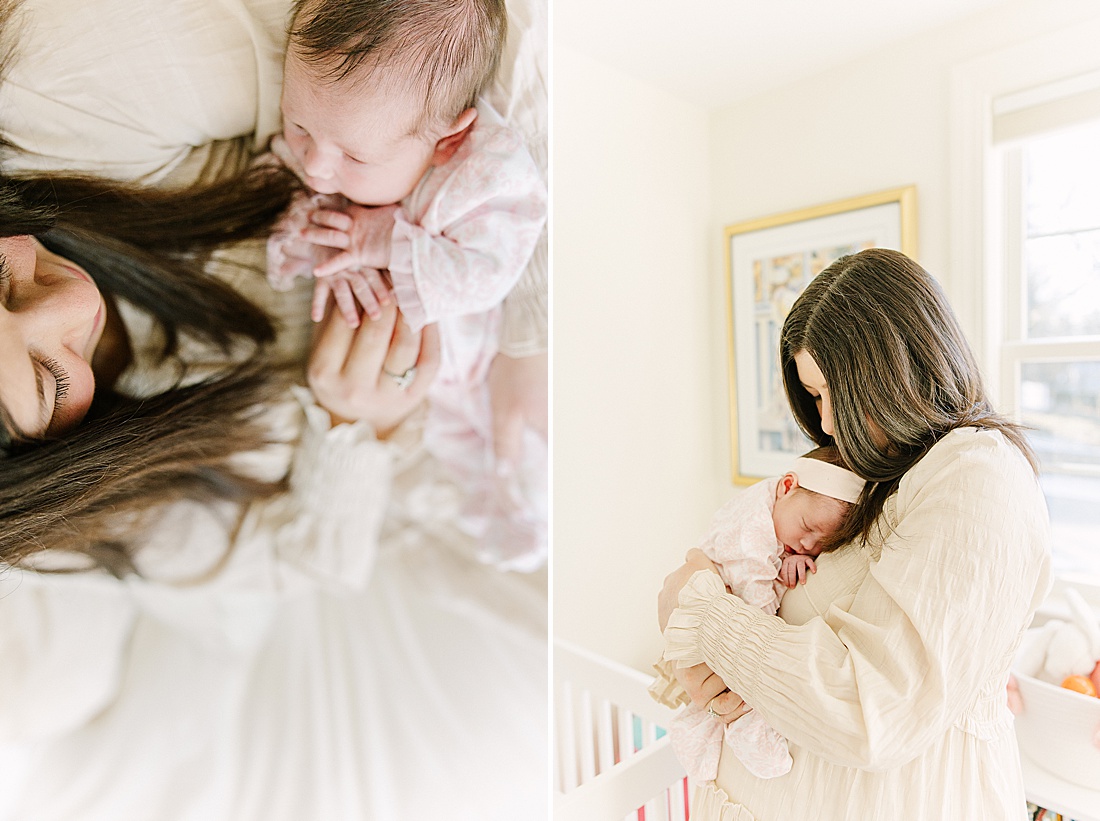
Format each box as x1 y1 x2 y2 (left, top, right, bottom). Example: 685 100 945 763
268 100 548 571
664 477 795 781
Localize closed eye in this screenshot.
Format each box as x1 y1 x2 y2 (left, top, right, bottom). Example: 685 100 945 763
37 355 70 425
0 254 11 299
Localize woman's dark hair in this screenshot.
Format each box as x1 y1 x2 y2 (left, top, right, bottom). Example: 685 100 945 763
780 247 1036 552
0 165 303 575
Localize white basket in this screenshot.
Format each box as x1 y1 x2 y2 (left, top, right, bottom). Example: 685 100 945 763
554 640 691 821
1012 629 1100 789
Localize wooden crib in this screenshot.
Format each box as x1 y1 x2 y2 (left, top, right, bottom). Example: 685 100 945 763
554 640 691 821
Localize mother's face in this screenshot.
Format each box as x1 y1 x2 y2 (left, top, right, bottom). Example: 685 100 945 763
794 350 834 436
0 236 105 438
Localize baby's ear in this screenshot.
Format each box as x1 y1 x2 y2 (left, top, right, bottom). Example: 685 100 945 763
777 472 799 498
429 108 479 167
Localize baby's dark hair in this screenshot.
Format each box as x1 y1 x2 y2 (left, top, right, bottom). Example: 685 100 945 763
800 444 850 471
288 0 506 134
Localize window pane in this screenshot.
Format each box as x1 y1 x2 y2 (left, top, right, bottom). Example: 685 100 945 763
1024 120 1100 237
1023 121 1100 339
1024 231 1100 337
1019 360 1100 579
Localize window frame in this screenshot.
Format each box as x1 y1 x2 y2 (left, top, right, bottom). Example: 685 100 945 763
996 143 1100 475
950 19 1100 585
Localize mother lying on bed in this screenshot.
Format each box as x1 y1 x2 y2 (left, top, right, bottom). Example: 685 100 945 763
0 145 542 821
658 248 1051 820
0 0 546 817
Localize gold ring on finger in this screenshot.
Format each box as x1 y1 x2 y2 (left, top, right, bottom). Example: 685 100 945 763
383 366 417 390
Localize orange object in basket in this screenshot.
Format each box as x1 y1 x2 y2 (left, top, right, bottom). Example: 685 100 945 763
1062 674 1099 697
1090 661 1100 695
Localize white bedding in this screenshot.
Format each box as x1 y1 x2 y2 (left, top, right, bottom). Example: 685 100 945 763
0 1 549 818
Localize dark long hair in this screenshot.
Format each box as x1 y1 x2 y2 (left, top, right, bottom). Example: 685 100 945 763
780 247 1036 551
0 165 303 575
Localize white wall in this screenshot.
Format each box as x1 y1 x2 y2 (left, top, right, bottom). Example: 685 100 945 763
553 0 1100 671
709 0 1100 324
553 46 719 669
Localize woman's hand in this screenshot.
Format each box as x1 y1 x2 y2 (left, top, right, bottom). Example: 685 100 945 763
658 548 722 632
673 664 752 726
307 301 440 437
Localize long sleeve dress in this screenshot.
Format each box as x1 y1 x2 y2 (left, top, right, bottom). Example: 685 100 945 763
663 428 1051 820
662 477 794 782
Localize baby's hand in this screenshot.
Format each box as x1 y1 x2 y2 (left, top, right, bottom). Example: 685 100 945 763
311 268 393 327
779 553 817 588
306 203 399 278
267 190 345 291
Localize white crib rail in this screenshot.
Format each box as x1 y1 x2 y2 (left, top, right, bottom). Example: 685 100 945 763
554 640 690 821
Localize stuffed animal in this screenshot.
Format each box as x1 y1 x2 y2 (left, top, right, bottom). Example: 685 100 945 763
1010 587 1100 750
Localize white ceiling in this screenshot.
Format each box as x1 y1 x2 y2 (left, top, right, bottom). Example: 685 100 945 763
555 0 1021 109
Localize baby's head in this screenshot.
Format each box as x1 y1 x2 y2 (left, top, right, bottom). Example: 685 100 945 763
772 446 865 558
280 0 506 205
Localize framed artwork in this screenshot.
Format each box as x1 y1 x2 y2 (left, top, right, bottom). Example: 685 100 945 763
724 186 917 484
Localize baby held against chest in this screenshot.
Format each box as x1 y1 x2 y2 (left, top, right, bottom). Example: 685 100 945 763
660 446 865 781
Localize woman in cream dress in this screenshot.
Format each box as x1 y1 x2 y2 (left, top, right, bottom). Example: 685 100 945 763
0 1 547 819
659 249 1050 820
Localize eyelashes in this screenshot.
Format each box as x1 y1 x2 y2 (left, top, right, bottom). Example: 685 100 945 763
40 356 70 407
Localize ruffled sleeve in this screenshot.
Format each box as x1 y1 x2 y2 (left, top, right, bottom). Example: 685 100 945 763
486 0 547 357
662 429 1052 771
388 104 547 334
663 570 783 669
249 388 397 591
647 656 691 709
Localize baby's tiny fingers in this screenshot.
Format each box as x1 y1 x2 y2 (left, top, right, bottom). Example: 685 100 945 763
302 226 351 249
331 279 361 328
311 279 333 323
363 268 392 305
314 251 357 278
311 209 354 232
348 275 382 320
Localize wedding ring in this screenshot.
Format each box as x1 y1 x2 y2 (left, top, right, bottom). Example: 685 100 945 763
706 704 721 719
383 366 417 390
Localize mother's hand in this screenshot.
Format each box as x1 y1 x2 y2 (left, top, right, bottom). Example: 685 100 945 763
658 548 722 632
307 302 440 437
659 550 752 727
673 663 752 726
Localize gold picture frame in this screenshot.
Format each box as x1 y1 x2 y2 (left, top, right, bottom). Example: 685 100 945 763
724 186 917 484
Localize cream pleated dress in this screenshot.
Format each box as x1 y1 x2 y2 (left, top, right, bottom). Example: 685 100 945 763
664 428 1051 820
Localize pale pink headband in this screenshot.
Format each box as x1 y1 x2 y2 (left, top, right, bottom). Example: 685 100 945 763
791 457 865 504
